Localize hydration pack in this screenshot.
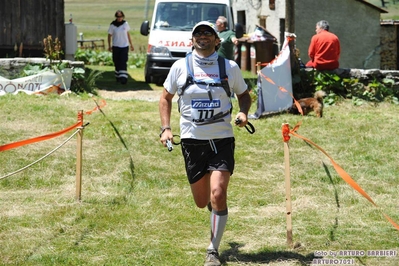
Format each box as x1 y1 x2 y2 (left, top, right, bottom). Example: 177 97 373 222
177 52 231 98
177 52 232 124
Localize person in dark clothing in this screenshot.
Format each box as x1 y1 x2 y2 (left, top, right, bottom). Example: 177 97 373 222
215 16 238 60
107 10 134 84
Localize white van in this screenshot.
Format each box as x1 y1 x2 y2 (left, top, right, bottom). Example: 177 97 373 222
140 0 241 84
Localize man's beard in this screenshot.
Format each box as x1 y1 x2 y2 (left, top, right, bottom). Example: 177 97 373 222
194 40 212 50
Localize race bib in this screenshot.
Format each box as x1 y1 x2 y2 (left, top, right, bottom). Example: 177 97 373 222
191 99 221 122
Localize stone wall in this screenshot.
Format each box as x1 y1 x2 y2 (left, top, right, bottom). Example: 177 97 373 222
303 68 399 94
0 58 84 78
332 68 399 83
380 22 398 70
2 58 399 93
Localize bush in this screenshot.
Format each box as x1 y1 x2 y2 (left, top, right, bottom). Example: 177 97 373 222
293 68 398 106
20 63 101 95
74 49 146 68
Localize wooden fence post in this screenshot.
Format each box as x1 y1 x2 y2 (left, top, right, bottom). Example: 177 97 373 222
282 123 293 247
76 110 83 201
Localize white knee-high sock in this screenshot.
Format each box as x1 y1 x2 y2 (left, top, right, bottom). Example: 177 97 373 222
207 208 228 251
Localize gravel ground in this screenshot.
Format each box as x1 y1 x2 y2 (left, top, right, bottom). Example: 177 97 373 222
97 88 180 102
97 89 162 102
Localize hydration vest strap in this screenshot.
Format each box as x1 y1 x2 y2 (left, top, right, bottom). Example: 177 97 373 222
177 53 233 121
178 53 231 97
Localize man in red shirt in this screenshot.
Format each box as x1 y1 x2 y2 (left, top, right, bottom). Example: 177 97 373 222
305 20 340 70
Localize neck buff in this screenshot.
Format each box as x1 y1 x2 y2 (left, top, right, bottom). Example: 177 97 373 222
193 50 218 66
111 20 126 27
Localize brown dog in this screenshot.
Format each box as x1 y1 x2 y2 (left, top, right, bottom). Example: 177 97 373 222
290 90 326 117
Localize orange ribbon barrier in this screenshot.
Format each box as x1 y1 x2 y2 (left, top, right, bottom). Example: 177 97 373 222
282 122 399 231
258 36 296 68
258 71 304 116
0 112 83 152
258 45 399 230
282 123 291 142
85 98 106 115
0 99 106 152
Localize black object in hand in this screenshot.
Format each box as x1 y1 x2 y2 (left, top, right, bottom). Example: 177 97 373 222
166 139 173 152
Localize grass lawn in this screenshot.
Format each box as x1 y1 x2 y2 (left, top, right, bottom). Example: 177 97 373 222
1 64 399 265
0 1 398 265
65 0 155 52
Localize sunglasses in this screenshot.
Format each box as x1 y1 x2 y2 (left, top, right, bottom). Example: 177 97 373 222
193 30 214 37
116 15 124 18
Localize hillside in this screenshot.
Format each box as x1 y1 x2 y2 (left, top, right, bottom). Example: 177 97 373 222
65 0 399 36
64 0 399 52
64 0 155 51
366 0 399 19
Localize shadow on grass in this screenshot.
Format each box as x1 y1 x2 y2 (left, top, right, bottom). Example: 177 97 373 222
222 242 315 265
322 162 340 242
96 69 154 92
92 99 135 191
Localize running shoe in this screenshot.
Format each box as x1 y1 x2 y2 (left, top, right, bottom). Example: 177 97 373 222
204 249 221 266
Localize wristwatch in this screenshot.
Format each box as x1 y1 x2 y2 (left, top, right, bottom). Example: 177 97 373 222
159 126 171 137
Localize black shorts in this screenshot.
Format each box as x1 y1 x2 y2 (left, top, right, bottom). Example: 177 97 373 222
180 137 235 184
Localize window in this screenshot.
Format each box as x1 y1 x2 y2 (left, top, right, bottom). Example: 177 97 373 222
269 0 275 10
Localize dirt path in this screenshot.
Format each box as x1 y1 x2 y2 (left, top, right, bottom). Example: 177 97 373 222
97 89 162 102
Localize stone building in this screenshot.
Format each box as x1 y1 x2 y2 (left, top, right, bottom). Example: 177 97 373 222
233 0 388 69
380 20 399 70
